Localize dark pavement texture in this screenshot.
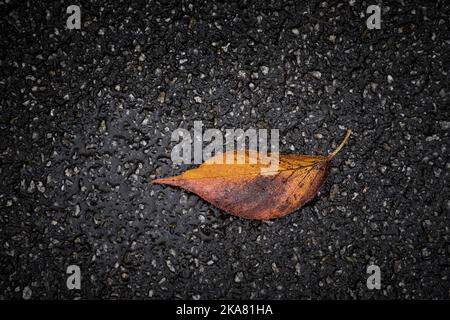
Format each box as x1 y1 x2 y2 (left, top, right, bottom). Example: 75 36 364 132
0 0 449 299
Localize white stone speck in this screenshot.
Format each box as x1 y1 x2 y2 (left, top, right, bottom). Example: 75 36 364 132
387 75 394 84
260 66 269 75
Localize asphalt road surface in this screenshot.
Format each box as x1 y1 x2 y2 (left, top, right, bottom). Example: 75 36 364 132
1 0 449 299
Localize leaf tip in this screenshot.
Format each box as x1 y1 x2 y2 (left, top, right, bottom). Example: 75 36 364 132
151 177 171 185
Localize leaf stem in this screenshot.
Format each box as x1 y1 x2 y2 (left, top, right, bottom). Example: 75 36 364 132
328 129 352 160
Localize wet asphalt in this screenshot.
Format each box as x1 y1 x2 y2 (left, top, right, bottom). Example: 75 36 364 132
0 0 449 299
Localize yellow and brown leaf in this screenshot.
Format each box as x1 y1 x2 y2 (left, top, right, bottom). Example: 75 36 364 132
152 129 352 220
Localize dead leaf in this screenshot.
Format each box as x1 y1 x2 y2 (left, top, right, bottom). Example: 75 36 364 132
152 129 352 220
